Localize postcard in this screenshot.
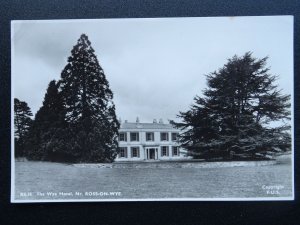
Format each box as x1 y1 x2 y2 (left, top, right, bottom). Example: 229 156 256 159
11 16 294 202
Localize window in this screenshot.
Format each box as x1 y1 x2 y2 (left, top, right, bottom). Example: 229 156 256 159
172 146 179 156
130 132 139 142
131 147 140 158
119 147 127 158
146 132 154 141
119 132 127 142
160 132 169 141
161 146 169 156
172 133 179 141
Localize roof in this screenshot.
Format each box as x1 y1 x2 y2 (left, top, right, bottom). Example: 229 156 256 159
120 122 177 130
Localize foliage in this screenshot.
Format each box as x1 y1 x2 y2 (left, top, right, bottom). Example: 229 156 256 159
14 98 33 157
58 34 120 162
25 80 66 160
17 34 119 163
172 52 291 160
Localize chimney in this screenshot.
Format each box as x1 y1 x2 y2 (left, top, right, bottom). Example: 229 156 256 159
159 118 163 124
153 119 157 123
136 117 140 123
124 120 128 123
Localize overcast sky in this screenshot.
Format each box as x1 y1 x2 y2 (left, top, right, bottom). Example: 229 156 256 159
12 16 293 123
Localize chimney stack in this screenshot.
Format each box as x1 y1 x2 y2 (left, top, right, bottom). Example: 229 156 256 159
153 119 157 123
124 120 128 123
136 117 140 123
159 118 163 124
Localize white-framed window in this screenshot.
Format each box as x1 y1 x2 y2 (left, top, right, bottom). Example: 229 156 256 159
160 132 169 141
172 146 179 156
119 147 127 158
131 147 140 158
130 132 139 142
146 132 154 141
161 146 169 156
172 133 179 141
119 132 127 142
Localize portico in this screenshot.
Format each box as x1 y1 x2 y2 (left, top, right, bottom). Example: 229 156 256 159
145 147 159 160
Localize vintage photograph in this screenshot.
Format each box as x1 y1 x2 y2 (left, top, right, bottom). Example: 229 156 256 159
11 16 294 202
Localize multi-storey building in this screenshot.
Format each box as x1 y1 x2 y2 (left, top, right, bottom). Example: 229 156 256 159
116 118 187 161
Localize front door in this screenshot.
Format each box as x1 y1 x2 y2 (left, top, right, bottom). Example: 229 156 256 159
149 148 155 159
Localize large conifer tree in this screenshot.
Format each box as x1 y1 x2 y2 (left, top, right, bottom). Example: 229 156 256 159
25 80 67 161
14 98 33 157
172 52 291 160
59 34 119 162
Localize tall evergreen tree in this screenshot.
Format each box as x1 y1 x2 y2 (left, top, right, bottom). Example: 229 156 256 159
14 98 33 157
172 52 291 160
25 80 67 161
59 34 119 162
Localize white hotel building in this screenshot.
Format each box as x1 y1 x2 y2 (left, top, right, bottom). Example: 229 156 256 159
116 119 187 161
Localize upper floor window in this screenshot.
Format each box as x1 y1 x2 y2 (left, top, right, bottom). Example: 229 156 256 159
160 132 169 141
131 147 140 158
119 147 128 158
146 132 154 141
119 132 127 142
161 146 169 156
130 132 139 142
171 133 179 141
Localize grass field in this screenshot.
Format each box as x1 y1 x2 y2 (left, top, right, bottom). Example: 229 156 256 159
14 155 293 201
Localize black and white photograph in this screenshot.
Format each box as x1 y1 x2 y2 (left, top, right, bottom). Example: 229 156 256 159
11 16 294 202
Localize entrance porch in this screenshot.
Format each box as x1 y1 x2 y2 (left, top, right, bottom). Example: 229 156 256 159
145 147 159 160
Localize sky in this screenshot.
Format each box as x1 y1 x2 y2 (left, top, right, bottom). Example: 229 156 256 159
12 16 293 124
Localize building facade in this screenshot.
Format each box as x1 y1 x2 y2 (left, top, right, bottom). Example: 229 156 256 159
116 119 187 161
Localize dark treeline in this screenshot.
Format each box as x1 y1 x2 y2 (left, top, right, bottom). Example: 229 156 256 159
171 52 291 160
14 34 119 163
14 98 33 158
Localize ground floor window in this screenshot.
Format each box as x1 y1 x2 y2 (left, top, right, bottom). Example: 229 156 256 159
119 147 127 158
172 146 179 156
161 146 169 156
131 147 140 158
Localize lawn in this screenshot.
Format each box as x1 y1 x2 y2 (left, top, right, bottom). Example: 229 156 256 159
13 155 293 201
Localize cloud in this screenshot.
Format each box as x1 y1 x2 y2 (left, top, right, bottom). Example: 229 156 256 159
12 16 293 123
